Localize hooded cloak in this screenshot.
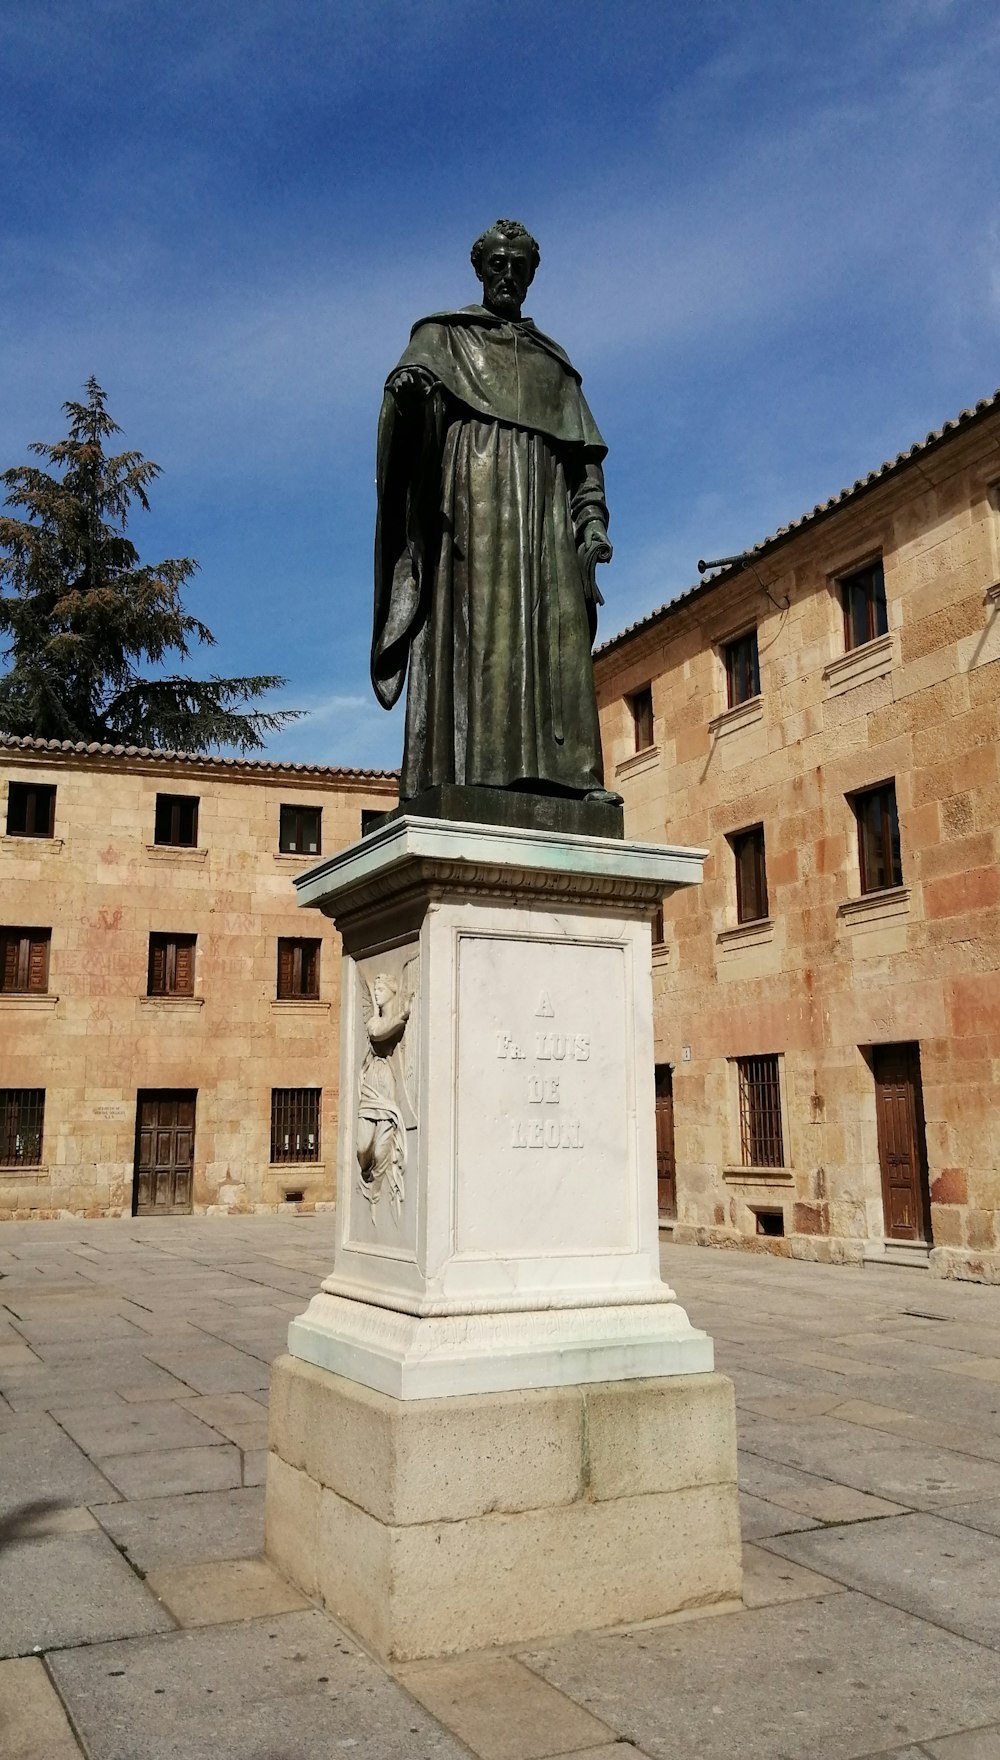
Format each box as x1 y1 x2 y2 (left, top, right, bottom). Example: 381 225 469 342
372 305 609 799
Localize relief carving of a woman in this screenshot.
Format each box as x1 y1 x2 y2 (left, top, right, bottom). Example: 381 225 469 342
357 963 416 1220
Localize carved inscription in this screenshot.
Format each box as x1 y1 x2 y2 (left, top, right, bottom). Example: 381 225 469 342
496 1010 588 1150
456 933 630 1256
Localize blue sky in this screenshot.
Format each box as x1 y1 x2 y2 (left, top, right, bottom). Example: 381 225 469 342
3 0 1000 769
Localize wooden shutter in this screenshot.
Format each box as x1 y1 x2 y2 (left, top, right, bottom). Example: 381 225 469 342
301 941 319 996
148 937 167 995
277 939 295 998
172 938 195 996
1 933 19 992
27 932 49 993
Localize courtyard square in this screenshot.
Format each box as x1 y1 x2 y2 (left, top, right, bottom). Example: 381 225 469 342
1 1215 999 1759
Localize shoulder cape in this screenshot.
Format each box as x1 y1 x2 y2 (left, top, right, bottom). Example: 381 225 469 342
371 308 604 709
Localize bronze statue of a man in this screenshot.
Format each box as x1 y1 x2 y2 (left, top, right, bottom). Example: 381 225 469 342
371 219 614 807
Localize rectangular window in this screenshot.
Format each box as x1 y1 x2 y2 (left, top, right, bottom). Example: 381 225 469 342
154 794 199 847
652 903 665 947
6 782 56 838
277 938 321 999
147 933 196 997
853 782 902 894
629 685 654 753
842 559 888 651
270 1088 320 1163
0 1089 44 1166
731 826 769 923
360 809 382 838
724 630 760 708
0 928 51 994
737 1055 784 1168
279 804 322 856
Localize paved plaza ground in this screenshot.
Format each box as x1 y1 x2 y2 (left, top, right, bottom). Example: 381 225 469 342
1 1218 1000 1759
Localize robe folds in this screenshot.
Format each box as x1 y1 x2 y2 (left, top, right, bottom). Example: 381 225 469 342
372 305 610 801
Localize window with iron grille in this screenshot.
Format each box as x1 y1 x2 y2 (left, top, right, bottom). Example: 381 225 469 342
0 1090 44 1166
628 685 654 753
737 1055 784 1167
6 782 56 838
154 794 199 847
0 928 51 994
731 826 769 924
279 804 321 856
147 934 196 997
852 782 902 894
277 938 321 999
723 630 760 708
841 559 888 651
270 1089 320 1163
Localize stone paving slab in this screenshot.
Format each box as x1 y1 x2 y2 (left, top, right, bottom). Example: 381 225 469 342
93 1486 264 1572
736 1453 908 1525
0 1657 84 1759
936 1497 1000 1538
521 1592 1000 1760
762 1513 1000 1651
47 1610 473 1760
3 1219 1000 1759
0 1531 175 1658
146 1556 310 1626
0 1412 120 1518
397 1654 617 1760
51 1399 219 1458
738 1490 820 1541
95 1442 244 1499
924 1727 1000 1756
142 1342 272 1395
737 1413 1000 1510
740 1542 847 1607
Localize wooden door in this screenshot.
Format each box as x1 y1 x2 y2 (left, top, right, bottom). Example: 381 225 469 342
134 1091 196 1215
655 1065 676 1219
873 1045 931 1242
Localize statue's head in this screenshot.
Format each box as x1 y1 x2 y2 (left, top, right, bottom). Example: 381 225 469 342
471 219 539 320
371 972 396 1008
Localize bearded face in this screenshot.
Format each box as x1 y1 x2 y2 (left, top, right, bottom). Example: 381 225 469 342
478 235 534 319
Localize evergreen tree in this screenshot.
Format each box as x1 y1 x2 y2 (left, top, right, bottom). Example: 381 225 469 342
0 379 299 752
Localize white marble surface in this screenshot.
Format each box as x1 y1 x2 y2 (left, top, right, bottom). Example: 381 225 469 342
288 1290 712 1399
287 818 710 1397
294 812 706 912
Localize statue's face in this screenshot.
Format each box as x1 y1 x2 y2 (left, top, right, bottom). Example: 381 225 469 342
479 235 534 319
372 973 393 1007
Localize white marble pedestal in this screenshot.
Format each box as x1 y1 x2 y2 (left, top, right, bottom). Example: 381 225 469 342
265 816 741 1658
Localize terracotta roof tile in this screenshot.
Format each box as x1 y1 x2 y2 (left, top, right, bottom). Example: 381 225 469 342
0 734 398 782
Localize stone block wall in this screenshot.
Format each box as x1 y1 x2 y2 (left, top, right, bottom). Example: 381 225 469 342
0 744 397 1219
596 409 1000 1281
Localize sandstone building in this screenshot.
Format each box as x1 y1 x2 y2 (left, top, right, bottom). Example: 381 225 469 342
0 739 396 1219
596 391 1000 1284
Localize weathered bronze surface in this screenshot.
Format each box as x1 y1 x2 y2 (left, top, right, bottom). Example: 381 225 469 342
371 219 617 824
367 783 623 841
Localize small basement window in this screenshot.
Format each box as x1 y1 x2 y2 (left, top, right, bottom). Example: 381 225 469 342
753 1208 785 1237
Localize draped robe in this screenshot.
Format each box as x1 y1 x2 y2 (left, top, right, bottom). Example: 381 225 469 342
371 306 609 801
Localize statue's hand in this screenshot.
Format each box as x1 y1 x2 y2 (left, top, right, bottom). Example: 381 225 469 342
581 521 613 567
390 366 436 407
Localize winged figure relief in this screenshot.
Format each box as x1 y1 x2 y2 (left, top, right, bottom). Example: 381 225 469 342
356 957 418 1220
